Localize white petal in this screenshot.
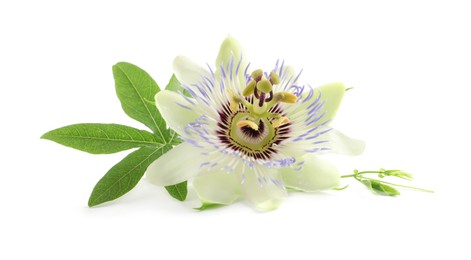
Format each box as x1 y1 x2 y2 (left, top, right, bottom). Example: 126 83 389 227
280 154 340 192
282 127 365 157
293 82 345 125
281 65 296 82
241 169 287 211
324 128 365 155
215 36 247 84
316 82 345 124
173 56 211 86
146 142 204 186
274 65 297 92
192 169 241 205
155 90 200 137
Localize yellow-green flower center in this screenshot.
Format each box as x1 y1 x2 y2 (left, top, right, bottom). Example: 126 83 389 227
217 69 297 160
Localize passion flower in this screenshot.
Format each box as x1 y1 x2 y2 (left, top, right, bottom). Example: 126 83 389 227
146 36 365 210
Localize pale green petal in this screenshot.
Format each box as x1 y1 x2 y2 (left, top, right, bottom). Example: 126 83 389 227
293 82 345 125
317 82 345 123
324 128 365 155
274 65 296 92
192 168 241 205
282 65 296 81
279 127 365 158
173 55 211 86
241 169 287 211
215 36 247 84
280 154 340 192
154 90 200 137
146 142 204 186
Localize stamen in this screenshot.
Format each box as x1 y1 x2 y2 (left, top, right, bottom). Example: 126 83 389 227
243 80 256 96
257 79 273 94
228 90 241 112
237 120 259 131
272 117 290 128
265 90 274 102
273 92 298 103
251 69 263 82
269 71 280 85
253 85 260 99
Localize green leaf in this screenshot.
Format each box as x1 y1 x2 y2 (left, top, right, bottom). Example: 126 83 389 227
360 179 400 196
88 145 172 207
165 74 190 97
195 202 225 211
113 62 170 141
41 123 163 154
164 181 188 201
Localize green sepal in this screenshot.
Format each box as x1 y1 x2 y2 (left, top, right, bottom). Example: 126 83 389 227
165 181 188 201
195 202 225 211
360 179 400 196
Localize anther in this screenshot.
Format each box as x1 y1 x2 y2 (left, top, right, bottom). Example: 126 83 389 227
271 116 290 128
256 79 273 94
273 92 298 103
229 93 241 112
243 80 256 96
251 69 264 82
237 120 259 131
269 71 280 85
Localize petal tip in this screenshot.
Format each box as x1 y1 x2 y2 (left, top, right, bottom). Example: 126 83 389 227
320 82 346 93
253 197 285 212
216 36 245 66
281 155 341 192
172 55 190 70
353 139 366 155
221 35 241 49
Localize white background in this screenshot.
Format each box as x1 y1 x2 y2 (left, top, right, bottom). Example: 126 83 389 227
1 0 470 259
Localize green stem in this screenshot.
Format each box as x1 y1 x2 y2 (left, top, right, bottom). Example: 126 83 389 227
341 171 380 178
356 171 382 175
341 170 434 193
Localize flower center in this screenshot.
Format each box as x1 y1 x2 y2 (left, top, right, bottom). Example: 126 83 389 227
217 69 297 160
